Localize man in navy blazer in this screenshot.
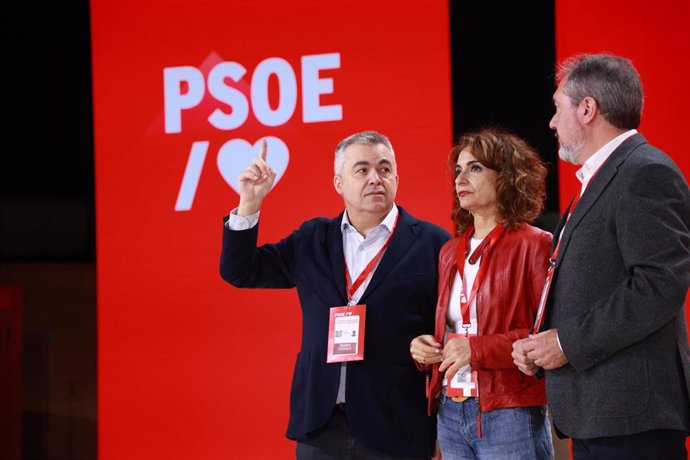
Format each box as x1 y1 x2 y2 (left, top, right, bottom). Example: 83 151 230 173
513 54 690 459
220 131 450 459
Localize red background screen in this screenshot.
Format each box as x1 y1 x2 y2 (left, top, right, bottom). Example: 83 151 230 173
91 1 453 457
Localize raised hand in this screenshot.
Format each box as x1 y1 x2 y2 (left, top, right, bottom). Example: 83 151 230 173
237 138 277 216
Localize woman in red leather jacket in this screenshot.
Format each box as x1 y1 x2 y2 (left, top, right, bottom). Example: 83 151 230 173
410 127 554 459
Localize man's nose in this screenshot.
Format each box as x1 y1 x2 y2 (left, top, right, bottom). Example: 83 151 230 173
548 114 557 130
368 171 383 184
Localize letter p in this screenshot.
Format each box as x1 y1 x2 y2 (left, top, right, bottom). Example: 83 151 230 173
163 66 205 134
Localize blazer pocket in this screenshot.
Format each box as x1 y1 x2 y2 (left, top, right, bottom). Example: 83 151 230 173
568 220 609 241
393 268 432 286
580 343 648 418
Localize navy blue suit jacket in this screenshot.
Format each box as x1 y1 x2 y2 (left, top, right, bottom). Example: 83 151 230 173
220 206 450 457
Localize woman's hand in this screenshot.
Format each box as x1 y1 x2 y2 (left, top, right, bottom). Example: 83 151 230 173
410 335 443 365
439 337 471 377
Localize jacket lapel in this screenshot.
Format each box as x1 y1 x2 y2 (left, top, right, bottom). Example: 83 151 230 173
551 197 574 255
328 212 348 304
358 206 417 304
554 134 646 271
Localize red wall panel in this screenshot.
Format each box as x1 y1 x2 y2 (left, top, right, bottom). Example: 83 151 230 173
91 1 453 457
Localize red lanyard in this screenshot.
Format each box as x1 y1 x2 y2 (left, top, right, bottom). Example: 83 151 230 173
531 194 576 334
455 225 505 334
344 214 399 304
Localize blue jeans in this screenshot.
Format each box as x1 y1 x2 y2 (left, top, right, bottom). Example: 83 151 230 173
437 394 554 460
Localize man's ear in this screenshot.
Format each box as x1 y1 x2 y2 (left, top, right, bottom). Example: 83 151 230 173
333 175 342 195
580 96 598 124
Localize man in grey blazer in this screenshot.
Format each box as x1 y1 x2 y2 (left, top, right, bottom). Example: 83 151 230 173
512 53 690 459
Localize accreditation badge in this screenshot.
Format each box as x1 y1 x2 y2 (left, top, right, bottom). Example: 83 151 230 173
327 304 366 363
444 332 478 398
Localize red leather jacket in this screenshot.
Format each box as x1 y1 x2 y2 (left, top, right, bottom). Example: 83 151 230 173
425 223 552 415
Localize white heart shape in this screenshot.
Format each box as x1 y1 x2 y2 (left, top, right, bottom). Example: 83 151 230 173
216 137 290 194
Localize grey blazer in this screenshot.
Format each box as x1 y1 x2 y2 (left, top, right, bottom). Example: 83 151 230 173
544 133 690 439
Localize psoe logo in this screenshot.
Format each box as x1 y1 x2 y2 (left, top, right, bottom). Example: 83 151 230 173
162 52 342 211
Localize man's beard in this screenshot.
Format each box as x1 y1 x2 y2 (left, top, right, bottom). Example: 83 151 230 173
557 127 586 165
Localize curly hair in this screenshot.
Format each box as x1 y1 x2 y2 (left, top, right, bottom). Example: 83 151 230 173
449 126 547 235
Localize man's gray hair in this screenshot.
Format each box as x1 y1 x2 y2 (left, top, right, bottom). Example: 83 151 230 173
334 131 395 175
557 53 643 130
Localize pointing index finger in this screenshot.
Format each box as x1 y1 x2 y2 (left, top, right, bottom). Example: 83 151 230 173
259 138 268 162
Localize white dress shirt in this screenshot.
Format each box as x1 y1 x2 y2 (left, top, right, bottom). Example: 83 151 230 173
576 129 637 196
336 205 398 403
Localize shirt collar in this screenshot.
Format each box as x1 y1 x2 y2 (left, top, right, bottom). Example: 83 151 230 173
577 129 637 186
340 204 399 234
